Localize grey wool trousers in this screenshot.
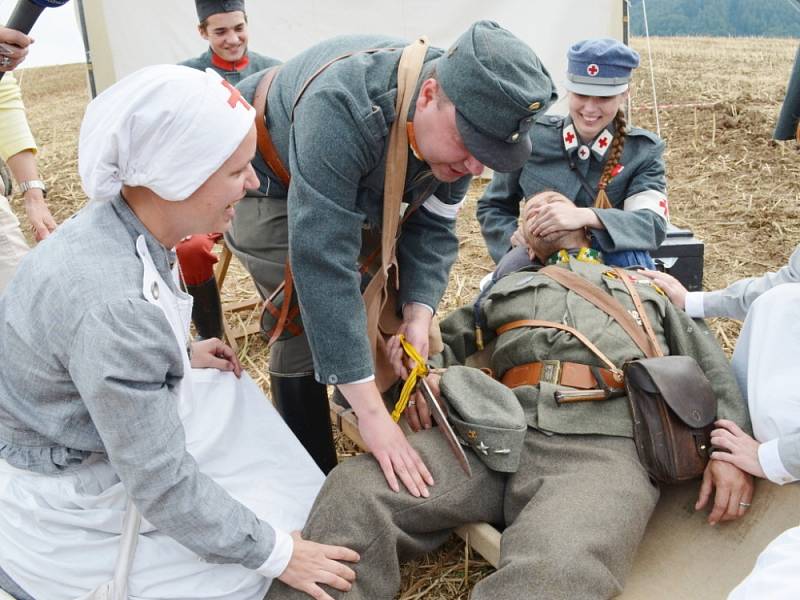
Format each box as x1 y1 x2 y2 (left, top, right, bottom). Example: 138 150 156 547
266 428 660 600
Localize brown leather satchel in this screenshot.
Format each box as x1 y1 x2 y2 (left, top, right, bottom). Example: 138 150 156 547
536 266 716 483
625 356 715 483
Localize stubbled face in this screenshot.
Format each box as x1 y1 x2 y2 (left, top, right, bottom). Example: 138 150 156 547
200 11 248 63
568 91 627 141
412 79 485 182
180 125 259 235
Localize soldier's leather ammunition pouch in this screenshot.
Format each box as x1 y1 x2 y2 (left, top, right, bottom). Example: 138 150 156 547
625 356 715 484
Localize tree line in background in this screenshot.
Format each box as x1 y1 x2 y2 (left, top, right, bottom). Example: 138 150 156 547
629 0 800 37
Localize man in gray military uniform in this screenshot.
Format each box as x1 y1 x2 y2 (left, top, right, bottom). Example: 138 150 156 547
176 0 281 341
227 21 557 484
265 195 753 600
180 0 279 84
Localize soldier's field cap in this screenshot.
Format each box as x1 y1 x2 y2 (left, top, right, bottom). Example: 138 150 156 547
564 38 640 97
440 366 528 473
436 21 557 173
196 0 245 22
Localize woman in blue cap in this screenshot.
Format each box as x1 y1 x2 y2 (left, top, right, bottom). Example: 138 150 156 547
477 37 669 269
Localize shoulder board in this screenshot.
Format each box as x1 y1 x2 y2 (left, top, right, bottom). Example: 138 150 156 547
536 113 564 128
626 126 662 144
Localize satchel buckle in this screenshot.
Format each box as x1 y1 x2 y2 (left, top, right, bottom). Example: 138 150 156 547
540 360 562 384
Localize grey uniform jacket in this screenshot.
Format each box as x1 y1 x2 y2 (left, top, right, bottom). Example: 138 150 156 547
430 259 749 446
694 243 800 320
180 48 280 84
477 114 668 264
236 35 470 384
0 196 279 569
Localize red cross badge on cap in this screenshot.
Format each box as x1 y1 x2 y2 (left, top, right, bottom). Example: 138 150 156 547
587 63 599 77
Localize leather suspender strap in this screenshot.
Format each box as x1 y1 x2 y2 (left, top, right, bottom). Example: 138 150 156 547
496 318 620 374
611 266 665 358
538 266 655 359
361 37 430 375
254 67 290 188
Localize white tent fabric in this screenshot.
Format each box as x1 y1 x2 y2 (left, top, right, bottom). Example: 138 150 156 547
76 0 623 108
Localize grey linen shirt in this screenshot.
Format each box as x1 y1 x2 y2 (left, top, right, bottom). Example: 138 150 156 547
0 196 276 570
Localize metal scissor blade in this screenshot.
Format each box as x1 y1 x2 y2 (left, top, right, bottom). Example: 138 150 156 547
418 379 472 477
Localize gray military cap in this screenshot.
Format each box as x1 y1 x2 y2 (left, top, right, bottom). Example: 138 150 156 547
436 21 557 173
195 0 246 22
439 366 528 473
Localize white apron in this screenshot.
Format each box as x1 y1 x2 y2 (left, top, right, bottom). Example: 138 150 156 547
0 236 324 600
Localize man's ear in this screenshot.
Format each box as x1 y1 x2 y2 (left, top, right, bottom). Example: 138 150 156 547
198 24 209 41
415 78 438 112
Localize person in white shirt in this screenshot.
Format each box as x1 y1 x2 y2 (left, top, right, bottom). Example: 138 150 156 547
640 246 800 599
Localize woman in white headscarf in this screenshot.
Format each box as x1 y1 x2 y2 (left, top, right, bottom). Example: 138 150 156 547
0 65 357 600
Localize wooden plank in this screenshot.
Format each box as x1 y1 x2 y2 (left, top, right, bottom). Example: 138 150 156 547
227 320 261 342
223 298 261 313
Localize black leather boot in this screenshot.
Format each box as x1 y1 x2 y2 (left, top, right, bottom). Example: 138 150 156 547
186 276 224 340
271 374 338 474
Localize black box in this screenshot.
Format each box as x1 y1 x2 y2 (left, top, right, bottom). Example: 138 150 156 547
651 224 704 291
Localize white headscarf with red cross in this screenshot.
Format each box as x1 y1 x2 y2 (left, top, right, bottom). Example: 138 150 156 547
79 65 255 202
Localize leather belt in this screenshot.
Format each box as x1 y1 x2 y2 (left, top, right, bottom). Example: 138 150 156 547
501 360 625 391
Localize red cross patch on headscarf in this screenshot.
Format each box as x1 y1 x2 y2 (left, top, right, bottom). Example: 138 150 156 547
220 79 251 110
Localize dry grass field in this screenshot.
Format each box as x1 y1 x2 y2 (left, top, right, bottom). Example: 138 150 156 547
9 36 800 598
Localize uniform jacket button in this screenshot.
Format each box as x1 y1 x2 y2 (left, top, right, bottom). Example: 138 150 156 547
328 374 338 384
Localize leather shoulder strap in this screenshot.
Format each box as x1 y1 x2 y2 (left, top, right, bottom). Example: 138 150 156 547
611 267 665 357
497 318 620 373
254 67 290 188
538 266 656 358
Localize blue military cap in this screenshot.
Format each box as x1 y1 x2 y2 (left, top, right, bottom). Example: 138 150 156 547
564 38 640 97
195 0 245 22
436 21 558 173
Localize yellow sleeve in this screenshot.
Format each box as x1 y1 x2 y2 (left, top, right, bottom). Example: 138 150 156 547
0 72 37 161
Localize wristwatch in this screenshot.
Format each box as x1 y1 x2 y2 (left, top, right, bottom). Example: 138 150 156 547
18 179 47 197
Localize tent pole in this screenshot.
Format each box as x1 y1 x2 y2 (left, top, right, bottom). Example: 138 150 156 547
75 0 97 98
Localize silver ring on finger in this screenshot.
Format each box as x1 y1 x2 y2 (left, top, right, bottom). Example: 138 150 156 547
408 400 416 407
0 57 10 67
739 502 751 509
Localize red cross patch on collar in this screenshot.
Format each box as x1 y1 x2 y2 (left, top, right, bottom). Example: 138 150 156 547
578 145 591 160
591 129 614 158
563 123 578 151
